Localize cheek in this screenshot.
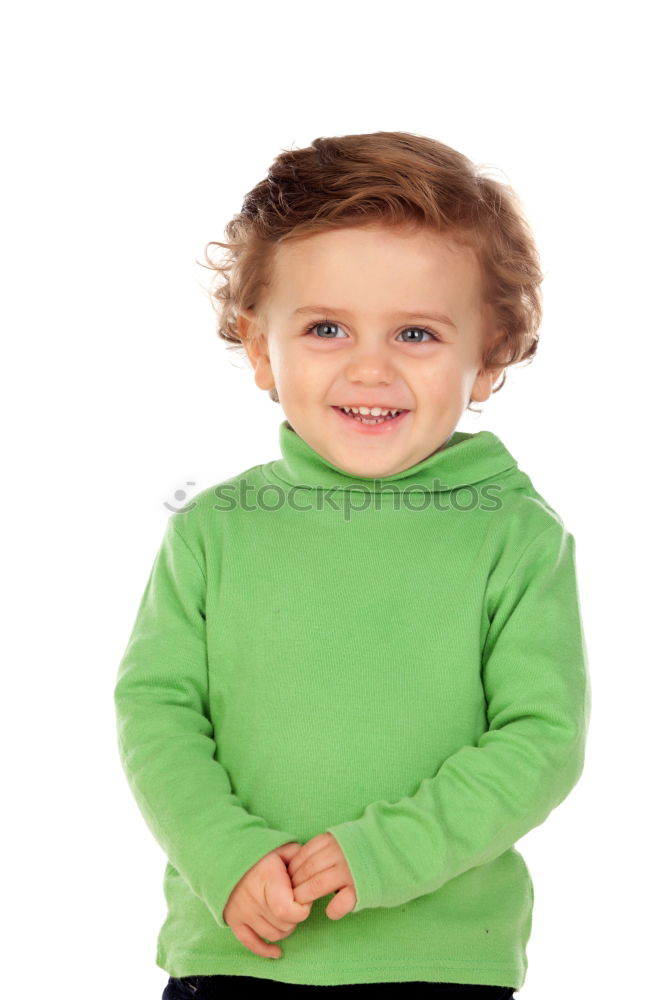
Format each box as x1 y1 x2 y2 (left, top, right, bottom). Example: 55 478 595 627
277 353 328 395
268 345 298 381
420 357 467 393
287 348 335 379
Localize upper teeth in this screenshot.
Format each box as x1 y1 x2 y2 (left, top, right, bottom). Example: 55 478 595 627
340 406 403 416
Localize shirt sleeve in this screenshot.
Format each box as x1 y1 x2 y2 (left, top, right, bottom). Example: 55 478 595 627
325 521 592 913
113 513 300 930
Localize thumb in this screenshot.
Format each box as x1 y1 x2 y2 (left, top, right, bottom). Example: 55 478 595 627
273 841 302 866
325 885 357 921
266 864 312 923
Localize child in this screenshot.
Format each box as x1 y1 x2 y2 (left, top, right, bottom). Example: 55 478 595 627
114 131 590 998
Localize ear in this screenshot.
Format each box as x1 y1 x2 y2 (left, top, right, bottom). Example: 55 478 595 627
470 364 502 403
470 322 507 402
237 307 258 349
237 308 276 393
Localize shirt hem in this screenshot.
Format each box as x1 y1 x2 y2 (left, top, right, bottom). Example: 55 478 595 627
156 947 522 989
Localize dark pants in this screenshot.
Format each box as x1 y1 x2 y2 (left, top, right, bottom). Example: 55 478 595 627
162 975 516 998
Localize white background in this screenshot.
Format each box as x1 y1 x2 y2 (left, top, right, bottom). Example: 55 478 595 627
3 2 663 997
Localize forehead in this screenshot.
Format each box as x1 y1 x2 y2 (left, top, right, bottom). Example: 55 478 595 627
269 224 483 311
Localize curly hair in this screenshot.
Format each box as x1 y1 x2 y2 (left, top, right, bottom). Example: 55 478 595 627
198 131 543 412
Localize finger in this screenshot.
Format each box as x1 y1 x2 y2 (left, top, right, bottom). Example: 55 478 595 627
261 873 311 928
288 839 332 880
273 841 303 865
325 884 357 921
233 922 282 960
252 896 295 935
253 912 296 942
292 864 340 905
253 881 292 933
286 843 318 878
288 833 330 867
290 846 338 889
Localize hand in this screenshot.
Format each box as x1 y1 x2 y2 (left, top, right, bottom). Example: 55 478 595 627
287 832 357 920
222 842 312 959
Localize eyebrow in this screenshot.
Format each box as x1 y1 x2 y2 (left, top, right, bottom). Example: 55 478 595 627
292 305 457 330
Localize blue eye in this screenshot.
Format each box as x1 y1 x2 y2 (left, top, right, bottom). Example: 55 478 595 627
303 318 440 343
304 319 345 339
398 327 439 343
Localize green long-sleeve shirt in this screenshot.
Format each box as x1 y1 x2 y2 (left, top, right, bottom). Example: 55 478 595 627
114 419 590 989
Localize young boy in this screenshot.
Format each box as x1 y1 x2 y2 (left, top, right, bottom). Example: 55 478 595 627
114 131 590 999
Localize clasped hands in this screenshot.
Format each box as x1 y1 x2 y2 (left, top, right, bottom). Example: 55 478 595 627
223 832 357 960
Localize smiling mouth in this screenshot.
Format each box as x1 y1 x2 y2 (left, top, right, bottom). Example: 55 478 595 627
332 406 410 426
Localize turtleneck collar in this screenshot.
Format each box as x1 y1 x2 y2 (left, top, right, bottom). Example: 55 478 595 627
263 420 519 493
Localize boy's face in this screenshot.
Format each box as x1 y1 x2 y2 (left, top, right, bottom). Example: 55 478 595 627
239 223 501 479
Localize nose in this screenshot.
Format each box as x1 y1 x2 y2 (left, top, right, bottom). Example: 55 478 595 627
344 338 395 387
